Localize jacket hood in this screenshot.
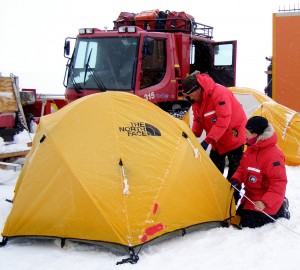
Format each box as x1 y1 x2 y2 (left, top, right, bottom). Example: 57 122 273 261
254 124 277 148
196 73 215 96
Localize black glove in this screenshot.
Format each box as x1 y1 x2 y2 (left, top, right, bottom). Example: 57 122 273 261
229 179 241 204
201 141 209 150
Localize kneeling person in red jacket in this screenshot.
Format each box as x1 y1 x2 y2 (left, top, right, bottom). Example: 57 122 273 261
231 116 290 228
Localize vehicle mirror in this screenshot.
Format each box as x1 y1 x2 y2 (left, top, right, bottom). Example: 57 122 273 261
64 40 70 57
64 38 76 58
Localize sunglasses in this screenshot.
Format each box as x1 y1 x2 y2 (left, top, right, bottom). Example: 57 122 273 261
183 85 201 95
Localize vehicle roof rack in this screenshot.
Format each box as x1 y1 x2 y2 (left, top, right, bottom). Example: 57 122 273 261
114 18 213 39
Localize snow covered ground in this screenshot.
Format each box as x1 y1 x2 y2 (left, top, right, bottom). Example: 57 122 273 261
0 131 300 270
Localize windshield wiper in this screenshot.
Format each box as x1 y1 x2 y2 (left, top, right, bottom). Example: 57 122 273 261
88 69 106 91
83 48 106 91
72 76 83 93
67 62 83 93
83 48 93 85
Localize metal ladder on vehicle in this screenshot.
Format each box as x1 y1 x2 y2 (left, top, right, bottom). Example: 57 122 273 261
10 73 32 141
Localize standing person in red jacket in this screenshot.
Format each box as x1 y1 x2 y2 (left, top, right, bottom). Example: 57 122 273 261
182 71 247 180
230 116 290 228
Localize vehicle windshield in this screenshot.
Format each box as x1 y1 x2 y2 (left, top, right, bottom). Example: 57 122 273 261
67 37 138 91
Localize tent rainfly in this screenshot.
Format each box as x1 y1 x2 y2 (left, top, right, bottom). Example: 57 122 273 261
230 87 300 166
1 92 235 262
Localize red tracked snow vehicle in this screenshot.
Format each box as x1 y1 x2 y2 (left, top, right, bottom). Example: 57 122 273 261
63 10 237 117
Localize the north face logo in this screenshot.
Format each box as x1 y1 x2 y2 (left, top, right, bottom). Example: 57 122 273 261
119 122 161 136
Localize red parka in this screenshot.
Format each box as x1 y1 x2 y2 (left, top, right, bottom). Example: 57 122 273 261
232 125 287 215
191 74 247 154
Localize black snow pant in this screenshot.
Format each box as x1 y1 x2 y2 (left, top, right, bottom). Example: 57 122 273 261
236 198 290 228
236 208 275 228
209 144 244 180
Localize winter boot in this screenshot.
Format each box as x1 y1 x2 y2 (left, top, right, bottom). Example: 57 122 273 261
276 197 290 220
283 197 290 220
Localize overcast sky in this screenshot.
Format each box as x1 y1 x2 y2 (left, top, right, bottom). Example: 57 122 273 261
0 0 296 94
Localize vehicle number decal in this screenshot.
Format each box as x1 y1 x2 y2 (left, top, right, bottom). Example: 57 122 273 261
144 92 155 100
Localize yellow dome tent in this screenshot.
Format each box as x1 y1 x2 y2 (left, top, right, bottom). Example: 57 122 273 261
1 92 234 258
230 87 300 166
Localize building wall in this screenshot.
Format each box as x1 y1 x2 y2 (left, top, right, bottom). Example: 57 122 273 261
273 12 300 112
